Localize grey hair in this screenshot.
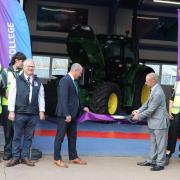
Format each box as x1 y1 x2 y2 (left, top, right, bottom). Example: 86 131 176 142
70 63 82 71
146 72 158 82
23 59 35 66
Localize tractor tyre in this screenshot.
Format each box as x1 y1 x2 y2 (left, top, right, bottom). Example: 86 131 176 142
133 67 154 110
90 82 121 115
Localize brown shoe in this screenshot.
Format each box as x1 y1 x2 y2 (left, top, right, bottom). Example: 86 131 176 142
54 160 68 168
21 158 35 167
69 158 87 165
6 159 20 167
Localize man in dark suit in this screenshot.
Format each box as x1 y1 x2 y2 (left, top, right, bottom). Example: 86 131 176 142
54 63 89 168
132 73 169 171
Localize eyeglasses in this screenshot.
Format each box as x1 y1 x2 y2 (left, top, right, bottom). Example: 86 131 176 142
27 65 35 68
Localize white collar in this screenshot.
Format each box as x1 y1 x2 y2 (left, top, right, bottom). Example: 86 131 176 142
24 74 32 81
151 83 158 92
68 73 74 81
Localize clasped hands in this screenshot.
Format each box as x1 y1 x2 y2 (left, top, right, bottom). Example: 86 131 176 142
131 110 140 121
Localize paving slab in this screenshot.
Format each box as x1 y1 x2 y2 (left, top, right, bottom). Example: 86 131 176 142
0 156 179 180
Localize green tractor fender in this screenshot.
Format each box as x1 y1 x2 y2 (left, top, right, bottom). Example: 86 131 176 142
123 64 154 110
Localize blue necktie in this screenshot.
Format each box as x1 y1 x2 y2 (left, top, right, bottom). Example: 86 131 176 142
73 80 78 93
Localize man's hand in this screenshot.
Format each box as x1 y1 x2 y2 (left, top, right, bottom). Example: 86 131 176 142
169 112 174 120
132 113 140 121
83 107 89 112
39 111 45 120
65 115 71 123
5 91 9 99
132 110 139 115
8 111 15 121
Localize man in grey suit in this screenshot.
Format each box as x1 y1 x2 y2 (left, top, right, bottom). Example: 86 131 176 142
54 63 89 168
132 73 169 171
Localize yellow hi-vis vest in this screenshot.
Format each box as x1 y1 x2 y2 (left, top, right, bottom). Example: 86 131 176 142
0 64 3 113
172 81 180 114
0 73 2 114
2 69 18 106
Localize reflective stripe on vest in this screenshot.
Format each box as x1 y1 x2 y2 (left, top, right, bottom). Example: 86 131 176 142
0 73 2 113
2 70 16 106
172 81 180 114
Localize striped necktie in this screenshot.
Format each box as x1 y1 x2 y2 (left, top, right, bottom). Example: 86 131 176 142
27 76 31 86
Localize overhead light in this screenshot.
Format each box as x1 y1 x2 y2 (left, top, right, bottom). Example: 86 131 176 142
137 16 159 20
41 7 76 13
153 0 180 5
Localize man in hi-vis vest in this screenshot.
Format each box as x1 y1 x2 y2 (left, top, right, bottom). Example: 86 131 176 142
0 64 7 162
166 81 180 165
2 52 26 160
0 64 4 115
0 65 3 163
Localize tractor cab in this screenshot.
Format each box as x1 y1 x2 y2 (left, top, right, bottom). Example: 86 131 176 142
66 24 154 114
97 34 136 82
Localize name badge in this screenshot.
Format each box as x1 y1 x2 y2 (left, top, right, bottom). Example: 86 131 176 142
34 81 38 86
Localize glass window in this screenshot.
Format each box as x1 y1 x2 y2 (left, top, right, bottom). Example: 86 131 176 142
106 43 121 58
33 56 50 78
37 5 88 33
124 47 134 63
161 65 176 85
145 64 160 76
52 57 69 76
136 15 177 42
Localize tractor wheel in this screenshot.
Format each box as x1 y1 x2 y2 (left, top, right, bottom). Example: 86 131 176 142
133 67 154 110
90 82 121 115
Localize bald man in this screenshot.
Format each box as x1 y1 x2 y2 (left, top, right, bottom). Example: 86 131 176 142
7 60 45 167
54 63 89 168
132 73 169 171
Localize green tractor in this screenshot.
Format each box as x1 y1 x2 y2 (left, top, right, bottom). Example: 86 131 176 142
66 24 154 115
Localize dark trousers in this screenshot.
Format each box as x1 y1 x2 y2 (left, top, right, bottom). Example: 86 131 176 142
54 117 78 160
2 105 13 156
167 113 180 156
12 114 38 160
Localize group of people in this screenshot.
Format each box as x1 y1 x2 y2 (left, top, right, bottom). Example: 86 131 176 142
0 52 89 168
0 53 180 171
0 52 45 167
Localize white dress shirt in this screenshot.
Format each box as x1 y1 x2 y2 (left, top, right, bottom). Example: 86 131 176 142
8 74 45 112
68 73 74 80
151 83 158 94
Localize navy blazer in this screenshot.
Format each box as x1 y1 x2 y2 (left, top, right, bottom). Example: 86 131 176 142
56 74 81 118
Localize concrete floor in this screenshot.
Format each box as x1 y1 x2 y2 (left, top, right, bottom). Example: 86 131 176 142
1 122 180 180
0 156 180 180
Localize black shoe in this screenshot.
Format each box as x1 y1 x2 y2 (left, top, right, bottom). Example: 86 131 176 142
6 159 20 167
165 156 170 166
3 154 12 161
150 165 164 171
137 161 155 166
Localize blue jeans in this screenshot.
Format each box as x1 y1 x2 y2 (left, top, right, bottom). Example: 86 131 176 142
12 114 38 160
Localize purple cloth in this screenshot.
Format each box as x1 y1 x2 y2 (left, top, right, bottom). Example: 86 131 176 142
77 112 147 125
46 112 147 125
177 9 180 81
78 112 115 123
